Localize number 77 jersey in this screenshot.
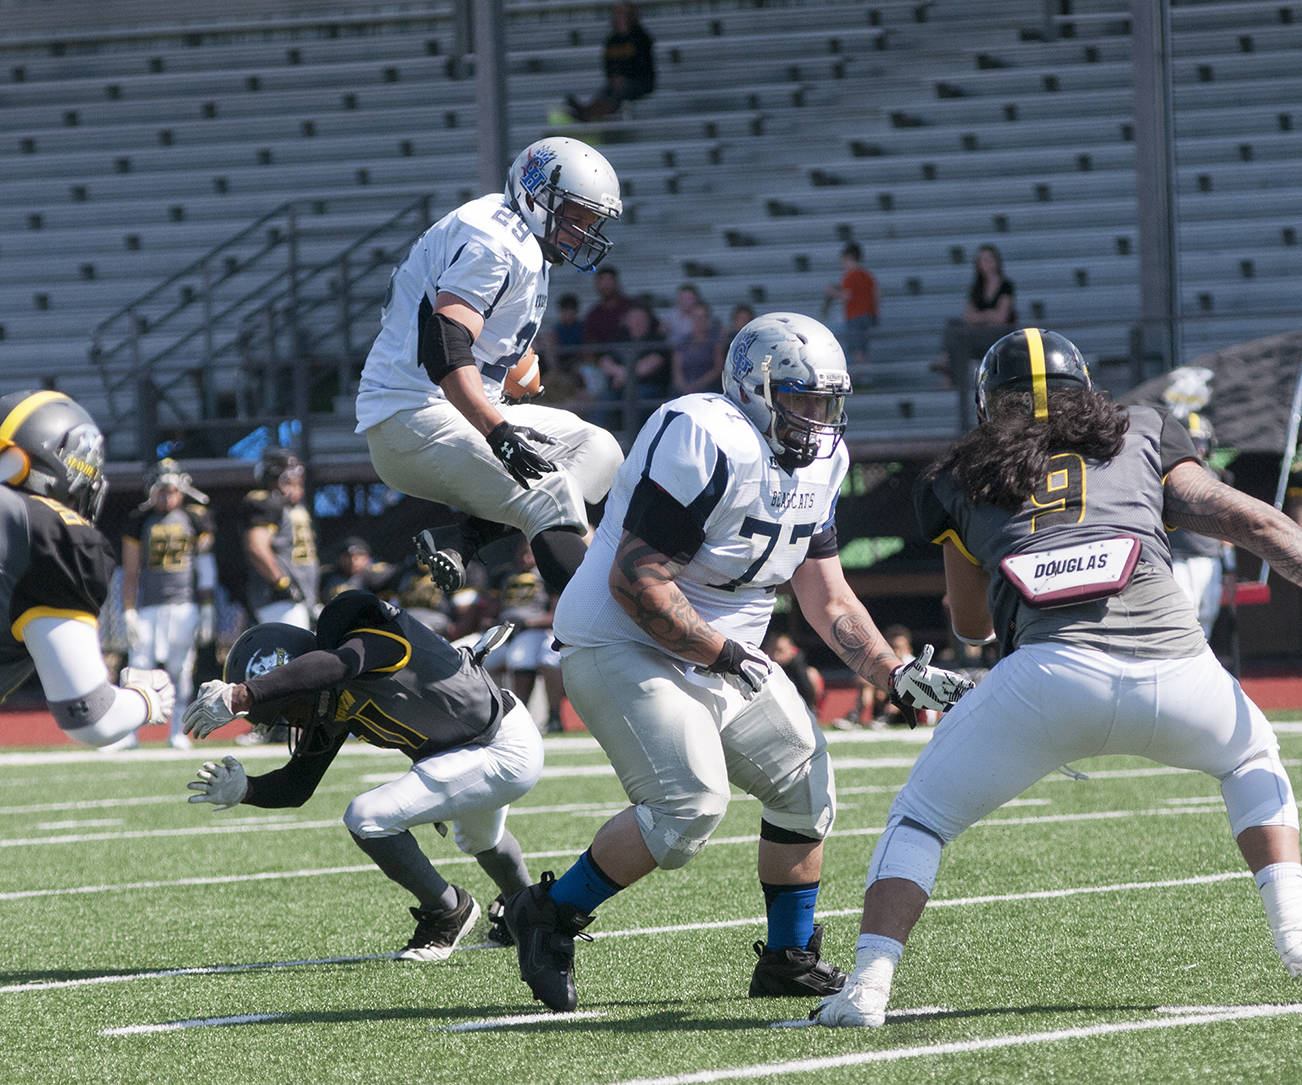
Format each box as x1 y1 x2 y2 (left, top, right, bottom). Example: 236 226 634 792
553 393 850 655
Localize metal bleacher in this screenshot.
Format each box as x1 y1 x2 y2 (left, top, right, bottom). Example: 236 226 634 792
1 0 1300 463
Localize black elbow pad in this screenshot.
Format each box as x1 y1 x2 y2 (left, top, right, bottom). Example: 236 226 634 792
419 310 477 385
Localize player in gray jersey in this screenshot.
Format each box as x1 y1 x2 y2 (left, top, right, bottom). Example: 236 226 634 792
182 589 542 959
0 390 174 747
1168 412 1235 638
816 328 1302 1028
121 459 216 749
241 447 319 628
356 136 624 597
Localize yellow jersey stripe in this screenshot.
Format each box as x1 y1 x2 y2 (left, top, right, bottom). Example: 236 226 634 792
12 607 98 643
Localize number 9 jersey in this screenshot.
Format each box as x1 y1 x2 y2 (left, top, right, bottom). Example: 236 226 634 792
554 393 849 655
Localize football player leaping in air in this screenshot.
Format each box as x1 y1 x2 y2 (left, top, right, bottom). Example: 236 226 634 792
356 136 625 597
502 313 974 1012
183 589 542 960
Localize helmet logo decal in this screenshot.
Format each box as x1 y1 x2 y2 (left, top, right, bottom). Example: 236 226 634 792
519 146 558 197
245 646 290 681
729 330 759 383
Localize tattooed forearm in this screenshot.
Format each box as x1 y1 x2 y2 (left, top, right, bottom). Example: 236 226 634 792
610 534 721 663
1165 463 1302 586
829 612 899 688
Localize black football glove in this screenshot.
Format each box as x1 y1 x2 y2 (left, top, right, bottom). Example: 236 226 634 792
702 638 771 700
485 421 558 489
270 575 305 603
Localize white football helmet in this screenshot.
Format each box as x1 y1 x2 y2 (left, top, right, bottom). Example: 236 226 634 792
721 312 851 471
505 137 621 272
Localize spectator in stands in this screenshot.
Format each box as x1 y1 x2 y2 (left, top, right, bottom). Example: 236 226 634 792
120 459 217 750
825 242 878 373
662 283 703 351
581 266 632 348
729 303 757 338
670 300 726 396
937 245 1018 423
762 630 824 724
843 624 916 728
241 447 319 631
595 300 671 430
566 3 656 122
320 536 400 603
536 292 586 401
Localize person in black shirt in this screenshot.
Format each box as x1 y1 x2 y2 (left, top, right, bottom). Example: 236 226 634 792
183 589 543 961
566 3 656 122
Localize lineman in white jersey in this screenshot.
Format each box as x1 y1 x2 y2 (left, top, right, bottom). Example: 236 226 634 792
502 313 974 1013
356 136 625 597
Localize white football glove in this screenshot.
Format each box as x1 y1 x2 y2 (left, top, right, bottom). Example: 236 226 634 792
120 666 176 727
701 639 771 700
182 679 248 739
196 602 217 646
186 755 248 810
123 608 142 648
887 643 975 728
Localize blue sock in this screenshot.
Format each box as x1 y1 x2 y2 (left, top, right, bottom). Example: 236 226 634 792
762 881 820 950
549 848 622 914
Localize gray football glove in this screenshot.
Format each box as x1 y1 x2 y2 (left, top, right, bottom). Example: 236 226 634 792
702 639 771 700
183 680 248 739
120 666 176 727
186 755 249 810
887 643 975 728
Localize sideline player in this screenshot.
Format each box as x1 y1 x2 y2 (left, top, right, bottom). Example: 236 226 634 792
183 589 541 958
121 458 216 749
503 313 973 1012
241 446 319 630
815 328 1302 1027
0 390 173 746
355 136 625 597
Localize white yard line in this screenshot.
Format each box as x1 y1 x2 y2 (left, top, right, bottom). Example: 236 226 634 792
102 1012 286 1035
436 1010 606 1031
605 1003 1302 1085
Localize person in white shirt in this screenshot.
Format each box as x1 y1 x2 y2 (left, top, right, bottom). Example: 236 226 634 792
356 136 625 597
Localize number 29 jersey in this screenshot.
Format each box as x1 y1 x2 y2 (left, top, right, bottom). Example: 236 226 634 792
355 193 549 431
554 393 848 655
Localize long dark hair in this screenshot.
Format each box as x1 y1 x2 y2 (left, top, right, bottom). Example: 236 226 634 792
926 386 1129 510
967 244 1003 306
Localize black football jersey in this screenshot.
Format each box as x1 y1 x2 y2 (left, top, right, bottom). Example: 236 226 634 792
916 405 1209 659
0 486 114 701
240 489 319 610
123 503 214 606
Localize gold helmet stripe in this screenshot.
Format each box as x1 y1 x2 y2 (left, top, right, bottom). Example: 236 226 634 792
1025 327 1049 421
0 390 71 444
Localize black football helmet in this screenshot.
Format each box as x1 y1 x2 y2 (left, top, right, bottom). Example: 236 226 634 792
254 446 304 488
975 328 1093 423
1185 411 1217 458
0 389 107 522
223 622 335 754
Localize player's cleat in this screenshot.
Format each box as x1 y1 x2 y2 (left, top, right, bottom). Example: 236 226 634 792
395 887 480 962
1276 927 1302 978
485 894 514 947
748 924 847 998
810 970 891 1028
414 529 467 593
504 870 594 1011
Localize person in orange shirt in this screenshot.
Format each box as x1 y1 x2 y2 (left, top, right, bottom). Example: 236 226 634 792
826 242 878 371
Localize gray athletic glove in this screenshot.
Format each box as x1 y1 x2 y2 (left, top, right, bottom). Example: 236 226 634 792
702 639 771 700
186 755 249 810
887 643 975 728
120 666 176 727
485 421 557 489
183 679 248 739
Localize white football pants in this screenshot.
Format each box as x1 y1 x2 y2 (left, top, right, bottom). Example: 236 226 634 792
127 601 198 735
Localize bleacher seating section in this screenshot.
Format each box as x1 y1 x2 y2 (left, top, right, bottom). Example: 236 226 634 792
1 0 1300 460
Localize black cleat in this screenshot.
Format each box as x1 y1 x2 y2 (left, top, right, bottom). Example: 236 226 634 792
395 887 480 962
748 924 847 997
485 893 514 947
414 529 467 593
503 871 594 1012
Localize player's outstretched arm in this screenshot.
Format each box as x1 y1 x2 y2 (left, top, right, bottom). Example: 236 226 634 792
1165 461 1302 588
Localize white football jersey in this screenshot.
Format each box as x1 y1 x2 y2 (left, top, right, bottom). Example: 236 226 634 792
355 193 550 432
554 393 849 654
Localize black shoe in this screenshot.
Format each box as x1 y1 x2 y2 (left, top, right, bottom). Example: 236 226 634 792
545 712 564 734
414 529 467 593
485 893 513 947
748 924 847 997
503 870 594 1011
396 887 480 962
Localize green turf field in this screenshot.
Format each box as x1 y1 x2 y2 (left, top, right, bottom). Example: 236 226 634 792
4 723 1302 1084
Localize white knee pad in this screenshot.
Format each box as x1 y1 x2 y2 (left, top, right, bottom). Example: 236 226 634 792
1221 749 1300 838
866 816 944 895
633 796 729 870
343 793 401 839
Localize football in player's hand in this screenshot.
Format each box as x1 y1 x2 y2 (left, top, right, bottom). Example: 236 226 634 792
504 349 543 402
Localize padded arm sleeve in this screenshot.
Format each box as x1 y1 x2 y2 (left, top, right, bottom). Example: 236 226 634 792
418 311 477 386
